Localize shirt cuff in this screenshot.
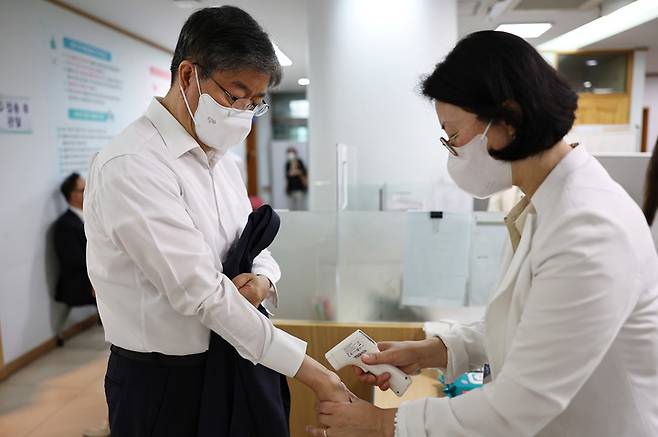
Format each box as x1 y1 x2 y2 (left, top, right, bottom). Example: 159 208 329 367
438 329 470 384
255 273 279 308
258 327 307 377
396 399 428 437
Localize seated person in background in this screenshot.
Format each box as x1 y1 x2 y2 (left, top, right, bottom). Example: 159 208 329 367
53 172 96 345
54 173 110 437
643 138 658 250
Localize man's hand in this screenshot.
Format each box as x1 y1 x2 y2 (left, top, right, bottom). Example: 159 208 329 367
233 273 271 308
313 370 351 403
295 356 350 403
352 338 447 391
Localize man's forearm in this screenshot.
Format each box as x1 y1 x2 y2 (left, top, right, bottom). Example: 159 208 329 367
295 355 347 402
295 355 334 391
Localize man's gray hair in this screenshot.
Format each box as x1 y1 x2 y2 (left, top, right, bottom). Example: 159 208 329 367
170 6 281 86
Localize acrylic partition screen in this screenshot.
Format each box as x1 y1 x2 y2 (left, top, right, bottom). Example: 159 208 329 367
269 143 505 324
270 210 507 324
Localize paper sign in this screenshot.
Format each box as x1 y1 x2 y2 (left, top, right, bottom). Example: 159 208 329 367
0 95 32 134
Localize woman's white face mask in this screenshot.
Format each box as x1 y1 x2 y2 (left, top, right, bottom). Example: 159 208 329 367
446 121 513 199
179 66 254 156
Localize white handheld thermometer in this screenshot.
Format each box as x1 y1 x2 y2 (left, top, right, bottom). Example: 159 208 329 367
325 330 412 397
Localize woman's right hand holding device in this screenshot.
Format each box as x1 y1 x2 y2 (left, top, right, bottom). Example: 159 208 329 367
352 338 448 391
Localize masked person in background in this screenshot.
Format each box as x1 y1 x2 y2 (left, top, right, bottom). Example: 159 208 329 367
84 7 348 436
285 147 308 210
307 30 658 437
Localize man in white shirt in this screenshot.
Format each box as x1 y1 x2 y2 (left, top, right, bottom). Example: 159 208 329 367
85 7 346 436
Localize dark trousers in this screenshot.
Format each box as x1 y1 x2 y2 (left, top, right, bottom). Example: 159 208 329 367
105 346 207 437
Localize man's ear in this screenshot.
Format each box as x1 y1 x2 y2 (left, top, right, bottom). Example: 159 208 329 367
177 61 195 92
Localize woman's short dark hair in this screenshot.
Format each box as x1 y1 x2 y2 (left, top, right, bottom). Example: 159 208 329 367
421 30 578 161
170 6 281 87
60 172 80 201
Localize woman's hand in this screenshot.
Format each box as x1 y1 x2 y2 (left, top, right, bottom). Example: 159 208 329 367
306 393 396 437
353 338 447 391
233 273 271 307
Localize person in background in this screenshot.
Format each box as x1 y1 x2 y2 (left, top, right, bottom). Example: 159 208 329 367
53 173 110 437
643 137 658 249
53 172 95 344
85 7 347 436
286 147 308 210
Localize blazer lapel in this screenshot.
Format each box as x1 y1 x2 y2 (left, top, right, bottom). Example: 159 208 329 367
485 213 536 377
489 214 536 305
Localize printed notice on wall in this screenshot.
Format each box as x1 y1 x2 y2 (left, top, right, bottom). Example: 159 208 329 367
45 8 171 177
48 35 123 176
0 95 33 134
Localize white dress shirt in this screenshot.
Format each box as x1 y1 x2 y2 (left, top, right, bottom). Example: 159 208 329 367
396 146 658 436
70 206 84 223
84 98 306 378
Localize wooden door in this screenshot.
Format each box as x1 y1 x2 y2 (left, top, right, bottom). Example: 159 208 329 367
246 126 259 197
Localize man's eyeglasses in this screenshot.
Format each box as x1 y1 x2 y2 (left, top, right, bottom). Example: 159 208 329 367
196 64 270 117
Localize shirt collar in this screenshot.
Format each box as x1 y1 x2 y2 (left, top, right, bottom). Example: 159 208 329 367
69 206 84 222
531 145 589 217
145 98 200 159
504 195 534 252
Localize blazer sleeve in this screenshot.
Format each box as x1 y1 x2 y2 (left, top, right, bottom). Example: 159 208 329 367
437 320 487 383
396 208 640 437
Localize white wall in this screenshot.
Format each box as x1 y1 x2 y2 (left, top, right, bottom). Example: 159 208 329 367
630 50 647 151
645 76 658 152
307 0 459 211
0 0 170 364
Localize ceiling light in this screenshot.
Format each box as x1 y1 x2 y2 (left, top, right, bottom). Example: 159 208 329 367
538 0 658 52
495 23 552 39
272 42 292 67
298 77 310 86
586 59 598 67
172 0 202 8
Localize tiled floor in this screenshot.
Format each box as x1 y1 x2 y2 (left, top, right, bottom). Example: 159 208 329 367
0 326 109 437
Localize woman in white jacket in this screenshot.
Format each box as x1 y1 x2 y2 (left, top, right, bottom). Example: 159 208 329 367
307 31 658 437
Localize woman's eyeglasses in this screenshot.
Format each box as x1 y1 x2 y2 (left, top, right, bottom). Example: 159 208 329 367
440 132 459 157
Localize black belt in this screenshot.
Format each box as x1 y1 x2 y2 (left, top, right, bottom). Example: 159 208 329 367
110 344 207 367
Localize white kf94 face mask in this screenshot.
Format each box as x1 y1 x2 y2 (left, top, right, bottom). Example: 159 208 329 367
179 66 254 156
446 120 513 199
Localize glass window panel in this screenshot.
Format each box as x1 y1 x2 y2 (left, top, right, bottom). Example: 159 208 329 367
557 52 628 94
